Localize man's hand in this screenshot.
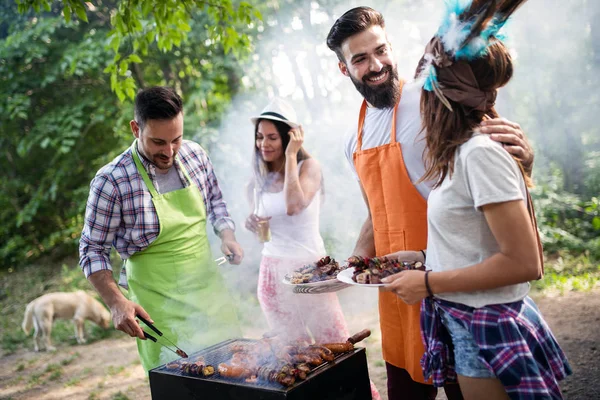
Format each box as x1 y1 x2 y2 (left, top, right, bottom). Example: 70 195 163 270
384 250 423 263
381 270 429 305
219 229 244 264
88 269 148 340
480 118 534 174
109 297 151 340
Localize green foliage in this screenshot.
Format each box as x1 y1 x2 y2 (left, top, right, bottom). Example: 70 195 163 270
532 254 600 294
1 1 264 267
16 0 261 101
112 392 131 400
533 172 600 260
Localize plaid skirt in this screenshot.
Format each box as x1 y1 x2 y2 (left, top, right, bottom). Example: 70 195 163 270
420 296 572 399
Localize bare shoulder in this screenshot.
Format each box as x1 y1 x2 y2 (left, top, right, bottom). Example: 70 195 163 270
299 158 322 175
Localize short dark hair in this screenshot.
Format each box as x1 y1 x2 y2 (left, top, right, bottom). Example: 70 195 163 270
326 7 385 63
134 86 183 130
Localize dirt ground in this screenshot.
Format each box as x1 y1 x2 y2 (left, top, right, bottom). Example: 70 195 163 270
1 289 598 400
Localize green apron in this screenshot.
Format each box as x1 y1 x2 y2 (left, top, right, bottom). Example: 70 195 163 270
126 141 241 371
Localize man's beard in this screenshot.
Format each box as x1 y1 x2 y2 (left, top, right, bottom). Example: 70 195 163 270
137 142 176 171
350 65 401 109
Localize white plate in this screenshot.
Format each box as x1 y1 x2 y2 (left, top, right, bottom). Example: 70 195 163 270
282 275 351 294
336 267 386 287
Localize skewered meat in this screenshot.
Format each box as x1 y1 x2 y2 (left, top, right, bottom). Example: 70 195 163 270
347 256 424 284
348 329 371 345
307 345 335 362
285 256 345 283
217 363 254 379
322 342 354 354
202 365 215 377
166 357 214 376
176 349 189 358
212 329 369 387
166 362 179 370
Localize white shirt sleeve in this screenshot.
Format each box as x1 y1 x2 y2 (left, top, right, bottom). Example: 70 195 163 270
462 139 525 210
343 126 360 181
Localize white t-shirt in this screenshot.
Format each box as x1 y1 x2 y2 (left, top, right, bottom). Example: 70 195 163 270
426 134 530 308
256 161 326 260
344 80 432 199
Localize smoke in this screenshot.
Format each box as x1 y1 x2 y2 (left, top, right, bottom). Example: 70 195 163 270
197 0 593 341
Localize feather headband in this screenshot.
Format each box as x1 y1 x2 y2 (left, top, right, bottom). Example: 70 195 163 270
418 0 527 112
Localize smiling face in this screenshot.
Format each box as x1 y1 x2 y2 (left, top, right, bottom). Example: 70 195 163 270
130 113 184 171
255 119 285 164
338 25 401 108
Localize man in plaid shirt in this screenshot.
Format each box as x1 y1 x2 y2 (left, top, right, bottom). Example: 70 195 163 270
79 87 243 369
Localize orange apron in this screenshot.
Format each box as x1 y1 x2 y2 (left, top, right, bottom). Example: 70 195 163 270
353 81 429 383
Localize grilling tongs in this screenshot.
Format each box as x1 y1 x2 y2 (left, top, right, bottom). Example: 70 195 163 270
137 314 189 358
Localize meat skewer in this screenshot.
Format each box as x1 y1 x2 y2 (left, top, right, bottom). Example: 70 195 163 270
348 329 371 345
166 357 215 377
186 329 373 387
218 363 254 379
322 342 354 354
321 329 371 354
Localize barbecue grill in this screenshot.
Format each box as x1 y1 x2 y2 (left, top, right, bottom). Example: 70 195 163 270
149 338 372 400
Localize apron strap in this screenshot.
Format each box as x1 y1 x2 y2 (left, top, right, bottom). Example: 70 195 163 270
131 141 159 198
356 80 405 150
515 161 544 280
527 188 545 279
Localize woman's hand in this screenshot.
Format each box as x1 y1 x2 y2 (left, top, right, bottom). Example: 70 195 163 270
285 125 304 157
244 214 270 233
382 270 429 305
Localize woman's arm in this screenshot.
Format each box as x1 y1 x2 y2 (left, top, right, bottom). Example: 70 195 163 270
429 199 540 293
284 126 322 215
383 199 540 304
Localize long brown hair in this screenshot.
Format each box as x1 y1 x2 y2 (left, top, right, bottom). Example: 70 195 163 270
252 118 310 190
420 40 525 188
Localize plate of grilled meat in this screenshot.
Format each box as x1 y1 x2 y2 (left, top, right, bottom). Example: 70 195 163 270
282 256 351 294
337 256 425 287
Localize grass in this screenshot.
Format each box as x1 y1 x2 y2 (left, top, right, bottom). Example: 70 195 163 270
28 372 43 385
65 376 82 386
107 365 126 375
87 391 100 400
60 351 81 366
45 363 64 381
0 256 121 355
532 254 600 294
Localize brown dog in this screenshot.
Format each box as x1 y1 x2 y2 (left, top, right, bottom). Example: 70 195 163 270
22 291 111 351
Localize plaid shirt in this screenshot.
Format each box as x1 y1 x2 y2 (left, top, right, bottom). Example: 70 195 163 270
79 140 235 278
420 296 572 399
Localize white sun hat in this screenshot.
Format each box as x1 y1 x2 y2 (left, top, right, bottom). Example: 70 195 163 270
250 97 300 129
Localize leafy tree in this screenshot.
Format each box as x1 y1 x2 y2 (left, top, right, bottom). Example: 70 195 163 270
1 0 262 267
15 0 260 100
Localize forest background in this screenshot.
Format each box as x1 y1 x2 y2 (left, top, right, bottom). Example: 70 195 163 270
1 0 599 356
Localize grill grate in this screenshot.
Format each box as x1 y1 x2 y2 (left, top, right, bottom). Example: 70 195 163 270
153 338 352 390
150 340 371 400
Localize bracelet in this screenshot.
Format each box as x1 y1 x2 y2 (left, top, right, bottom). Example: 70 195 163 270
424 270 434 298
420 249 426 263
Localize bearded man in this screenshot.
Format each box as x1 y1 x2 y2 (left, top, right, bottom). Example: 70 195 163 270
327 7 534 400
